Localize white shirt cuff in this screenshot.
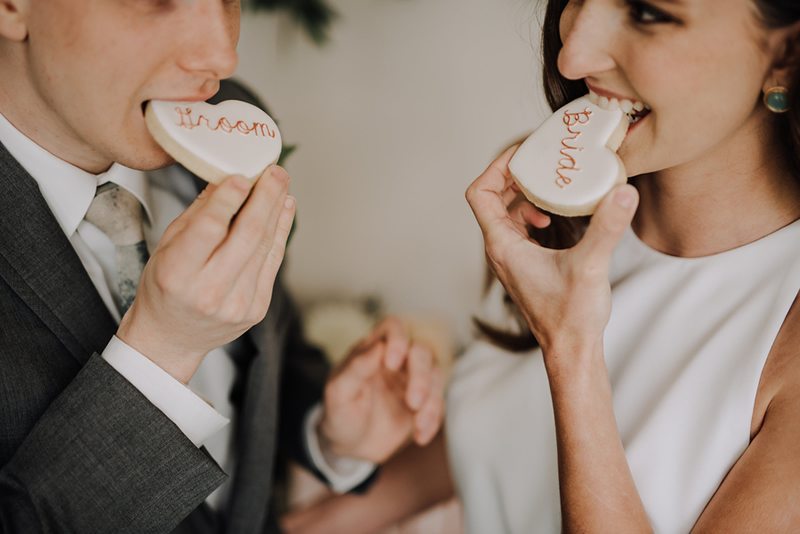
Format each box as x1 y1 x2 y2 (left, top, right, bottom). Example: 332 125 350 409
304 404 377 493
102 335 229 447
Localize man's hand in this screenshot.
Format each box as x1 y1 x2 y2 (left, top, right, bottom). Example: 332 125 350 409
318 317 445 464
117 167 296 383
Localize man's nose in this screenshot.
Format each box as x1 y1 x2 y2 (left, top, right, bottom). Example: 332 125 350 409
557 4 616 81
178 1 239 81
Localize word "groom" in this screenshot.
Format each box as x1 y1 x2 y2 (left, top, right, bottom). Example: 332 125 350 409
174 106 277 138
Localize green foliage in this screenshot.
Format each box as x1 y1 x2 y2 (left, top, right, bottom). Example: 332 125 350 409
276 144 296 167
245 0 337 45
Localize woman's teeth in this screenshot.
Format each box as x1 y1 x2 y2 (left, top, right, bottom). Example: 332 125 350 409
587 90 650 124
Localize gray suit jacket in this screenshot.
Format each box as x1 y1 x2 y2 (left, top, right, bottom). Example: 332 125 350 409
0 80 331 534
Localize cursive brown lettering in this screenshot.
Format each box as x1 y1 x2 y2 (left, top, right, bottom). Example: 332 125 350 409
555 107 592 189
173 107 277 139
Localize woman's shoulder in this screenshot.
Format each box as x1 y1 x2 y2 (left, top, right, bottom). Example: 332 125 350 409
751 292 800 438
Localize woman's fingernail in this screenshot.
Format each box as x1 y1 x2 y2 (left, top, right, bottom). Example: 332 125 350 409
285 196 296 209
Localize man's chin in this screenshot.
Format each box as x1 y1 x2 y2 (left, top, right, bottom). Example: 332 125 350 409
116 146 176 171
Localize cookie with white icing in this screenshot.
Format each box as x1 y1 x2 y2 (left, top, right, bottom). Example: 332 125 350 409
509 94 636 217
145 100 282 184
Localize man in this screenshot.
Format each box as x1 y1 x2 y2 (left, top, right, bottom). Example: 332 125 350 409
0 1 444 532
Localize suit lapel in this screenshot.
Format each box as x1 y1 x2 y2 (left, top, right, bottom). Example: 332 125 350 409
226 324 279 534
180 165 281 534
187 79 290 532
225 290 292 534
0 142 117 363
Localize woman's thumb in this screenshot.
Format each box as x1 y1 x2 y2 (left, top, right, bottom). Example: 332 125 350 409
575 184 639 263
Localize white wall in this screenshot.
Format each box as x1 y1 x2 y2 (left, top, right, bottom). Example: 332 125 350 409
235 0 549 346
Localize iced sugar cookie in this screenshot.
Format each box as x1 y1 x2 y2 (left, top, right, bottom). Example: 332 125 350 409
509 93 647 217
145 100 282 184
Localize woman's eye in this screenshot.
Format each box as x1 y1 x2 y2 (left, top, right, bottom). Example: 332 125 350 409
627 0 675 25
150 0 177 10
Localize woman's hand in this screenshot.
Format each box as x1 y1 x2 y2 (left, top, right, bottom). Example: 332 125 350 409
465 147 639 364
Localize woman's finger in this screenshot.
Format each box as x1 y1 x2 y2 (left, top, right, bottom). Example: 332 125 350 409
508 195 551 230
465 146 519 236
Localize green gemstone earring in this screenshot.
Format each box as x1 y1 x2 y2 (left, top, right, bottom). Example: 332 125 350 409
764 86 790 113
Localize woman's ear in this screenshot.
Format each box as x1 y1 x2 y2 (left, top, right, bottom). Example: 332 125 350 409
764 21 800 92
0 0 28 42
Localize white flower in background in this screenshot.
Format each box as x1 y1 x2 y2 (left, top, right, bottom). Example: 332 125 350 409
304 299 379 365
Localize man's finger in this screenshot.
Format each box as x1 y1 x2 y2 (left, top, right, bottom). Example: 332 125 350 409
414 367 445 445
574 184 638 265
161 183 218 243
253 195 296 310
404 344 434 410
324 343 384 406
208 166 289 283
361 317 410 371
177 175 255 267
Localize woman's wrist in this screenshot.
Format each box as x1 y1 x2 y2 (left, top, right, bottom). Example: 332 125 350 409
541 335 605 380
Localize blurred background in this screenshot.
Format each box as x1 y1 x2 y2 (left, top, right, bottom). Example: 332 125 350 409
237 0 549 347
234 0 549 530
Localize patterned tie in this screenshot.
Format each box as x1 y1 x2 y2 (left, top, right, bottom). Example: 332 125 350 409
84 182 150 315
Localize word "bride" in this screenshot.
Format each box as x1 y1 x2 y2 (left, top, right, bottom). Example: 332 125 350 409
556 108 593 189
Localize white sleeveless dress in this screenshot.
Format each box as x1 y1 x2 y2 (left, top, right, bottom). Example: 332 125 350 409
446 221 800 533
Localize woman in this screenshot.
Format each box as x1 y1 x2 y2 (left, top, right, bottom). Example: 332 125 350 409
283 0 800 531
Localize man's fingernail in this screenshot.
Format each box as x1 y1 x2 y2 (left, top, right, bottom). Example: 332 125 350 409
269 165 290 182
418 414 433 431
387 351 403 369
232 175 252 191
615 188 634 208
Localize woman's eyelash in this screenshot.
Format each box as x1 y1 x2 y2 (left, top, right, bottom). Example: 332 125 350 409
146 0 174 9
627 0 677 25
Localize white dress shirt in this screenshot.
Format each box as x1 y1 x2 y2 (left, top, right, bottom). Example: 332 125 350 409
0 111 374 511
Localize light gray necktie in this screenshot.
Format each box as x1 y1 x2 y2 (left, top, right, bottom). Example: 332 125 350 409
84 182 149 315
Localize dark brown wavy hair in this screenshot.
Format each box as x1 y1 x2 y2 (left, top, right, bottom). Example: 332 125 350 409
477 0 800 352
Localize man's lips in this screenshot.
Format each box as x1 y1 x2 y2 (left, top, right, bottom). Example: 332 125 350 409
140 92 218 114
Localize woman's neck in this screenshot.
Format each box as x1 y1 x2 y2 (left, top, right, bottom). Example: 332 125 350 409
632 113 800 258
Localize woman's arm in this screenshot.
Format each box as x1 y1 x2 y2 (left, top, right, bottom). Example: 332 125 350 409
690 297 800 532
282 431 455 534
545 342 652 532
466 148 800 532
467 145 649 532
690 387 800 532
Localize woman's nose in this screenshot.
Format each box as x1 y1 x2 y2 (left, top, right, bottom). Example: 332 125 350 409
178 0 239 80
557 3 616 81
